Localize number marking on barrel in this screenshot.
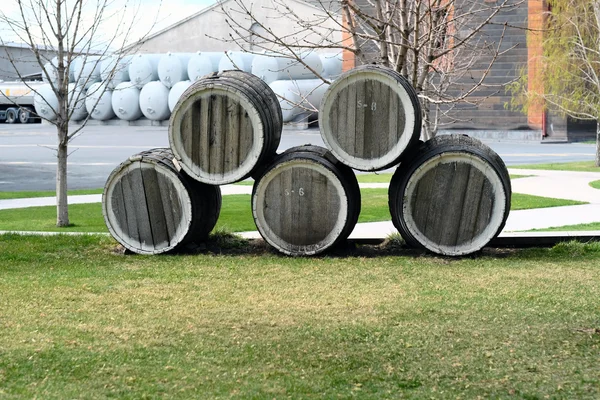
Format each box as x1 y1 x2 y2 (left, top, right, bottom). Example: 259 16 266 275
356 100 377 110
284 187 305 196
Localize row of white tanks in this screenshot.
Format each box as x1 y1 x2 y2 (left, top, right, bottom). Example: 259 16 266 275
36 51 341 123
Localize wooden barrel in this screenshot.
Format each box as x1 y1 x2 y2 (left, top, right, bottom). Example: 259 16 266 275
388 134 511 256
169 70 283 185
319 65 422 171
102 148 221 255
252 145 361 256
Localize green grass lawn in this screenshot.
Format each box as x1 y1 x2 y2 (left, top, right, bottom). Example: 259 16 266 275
355 172 394 183
0 234 599 398
511 193 586 210
512 161 600 172
0 190 585 233
529 222 600 232
590 180 600 190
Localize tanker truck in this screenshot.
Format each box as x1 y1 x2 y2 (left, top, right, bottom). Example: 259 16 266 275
0 81 44 124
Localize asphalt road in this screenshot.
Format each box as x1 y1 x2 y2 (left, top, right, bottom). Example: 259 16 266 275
0 122 597 191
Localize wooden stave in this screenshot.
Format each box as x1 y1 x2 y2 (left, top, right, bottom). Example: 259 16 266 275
252 145 361 256
355 65 422 142
388 134 511 256
278 145 361 241
428 134 512 187
318 64 422 171
182 70 282 158
218 70 283 154
140 149 222 242
214 74 278 162
102 148 221 255
169 71 281 184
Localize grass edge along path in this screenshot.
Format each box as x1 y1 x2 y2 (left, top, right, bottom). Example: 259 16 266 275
528 221 600 232
512 160 600 173
0 234 599 398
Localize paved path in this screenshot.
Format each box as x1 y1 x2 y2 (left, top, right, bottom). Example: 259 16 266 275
2 170 600 239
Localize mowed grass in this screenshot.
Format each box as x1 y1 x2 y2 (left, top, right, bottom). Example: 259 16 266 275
0 190 585 233
590 180 600 190
530 222 600 232
0 234 599 398
512 160 600 172
511 193 586 210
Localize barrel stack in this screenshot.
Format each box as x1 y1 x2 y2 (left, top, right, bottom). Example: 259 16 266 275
104 69 283 254
318 65 511 256
102 65 511 257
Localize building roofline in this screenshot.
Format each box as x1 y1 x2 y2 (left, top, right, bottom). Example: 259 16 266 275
123 0 230 52
123 0 341 52
1 41 58 52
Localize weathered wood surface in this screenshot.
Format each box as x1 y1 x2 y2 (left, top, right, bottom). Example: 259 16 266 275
252 145 360 256
169 70 282 185
389 134 511 256
218 70 283 153
319 65 421 171
103 148 221 255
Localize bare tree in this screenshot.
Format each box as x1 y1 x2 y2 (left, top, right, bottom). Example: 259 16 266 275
0 0 156 226
510 0 600 166
216 0 522 139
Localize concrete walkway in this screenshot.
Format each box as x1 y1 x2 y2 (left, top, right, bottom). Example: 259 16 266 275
2 169 600 240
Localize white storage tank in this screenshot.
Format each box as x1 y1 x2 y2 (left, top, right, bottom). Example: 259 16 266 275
72 56 102 89
269 79 329 122
33 84 60 120
319 53 343 79
69 83 88 121
158 53 193 88
101 55 133 89
33 83 87 121
42 60 59 86
139 81 171 121
187 51 223 81
112 81 143 121
42 56 77 86
252 52 324 84
168 80 192 112
85 82 115 121
218 51 254 73
129 54 162 89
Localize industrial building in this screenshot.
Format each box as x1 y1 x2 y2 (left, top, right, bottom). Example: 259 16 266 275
0 42 56 81
129 0 341 53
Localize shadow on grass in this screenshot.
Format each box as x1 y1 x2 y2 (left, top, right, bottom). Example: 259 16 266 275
116 231 532 260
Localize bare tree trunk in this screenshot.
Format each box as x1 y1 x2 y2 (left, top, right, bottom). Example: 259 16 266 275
56 127 69 227
596 120 600 167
